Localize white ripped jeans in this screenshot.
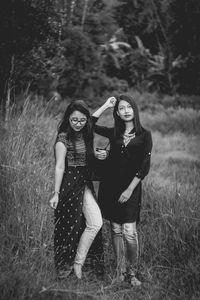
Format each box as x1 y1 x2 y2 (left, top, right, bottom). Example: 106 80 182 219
74 187 103 266
111 222 139 276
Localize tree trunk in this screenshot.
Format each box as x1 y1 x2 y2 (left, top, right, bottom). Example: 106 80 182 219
5 56 15 128
69 0 77 25
149 0 174 94
81 0 89 28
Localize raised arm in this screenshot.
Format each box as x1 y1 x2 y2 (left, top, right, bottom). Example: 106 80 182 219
92 96 116 138
92 96 116 118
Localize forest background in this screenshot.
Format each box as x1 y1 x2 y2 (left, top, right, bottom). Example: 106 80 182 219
0 0 200 299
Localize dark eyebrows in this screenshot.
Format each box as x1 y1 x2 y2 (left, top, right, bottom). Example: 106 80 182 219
71 117 87 120
118 103 132 108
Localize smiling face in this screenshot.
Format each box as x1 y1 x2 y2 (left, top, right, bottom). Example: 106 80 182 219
69 110 87 131
117 100 134 122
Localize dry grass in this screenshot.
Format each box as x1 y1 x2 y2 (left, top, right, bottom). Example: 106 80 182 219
0 96 200 300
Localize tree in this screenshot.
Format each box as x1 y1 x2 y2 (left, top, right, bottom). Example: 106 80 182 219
56 0 122 100
114 0 200 94
57 26 100 98
167 0 200 94
0 0 54 111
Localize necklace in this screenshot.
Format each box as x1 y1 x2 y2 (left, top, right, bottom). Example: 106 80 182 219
123 132 135 146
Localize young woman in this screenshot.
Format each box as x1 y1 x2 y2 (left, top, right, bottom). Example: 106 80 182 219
49 100 103 279
93 94 153 286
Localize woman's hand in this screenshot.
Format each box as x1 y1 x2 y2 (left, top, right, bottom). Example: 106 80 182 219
105 97 117 108
92 96 117 118
118 188 133 203
49 193 59 209
95 149 108 160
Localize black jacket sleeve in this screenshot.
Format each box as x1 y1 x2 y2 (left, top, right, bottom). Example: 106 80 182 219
136 130 153 180
92 116 113 139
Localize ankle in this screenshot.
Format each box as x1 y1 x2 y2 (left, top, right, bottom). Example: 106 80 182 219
73 263 82 279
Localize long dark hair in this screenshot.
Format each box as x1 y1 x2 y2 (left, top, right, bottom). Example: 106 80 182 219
113 94 142 137
57 100 94 161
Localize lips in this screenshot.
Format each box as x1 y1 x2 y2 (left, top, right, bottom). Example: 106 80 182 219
74 126 82 130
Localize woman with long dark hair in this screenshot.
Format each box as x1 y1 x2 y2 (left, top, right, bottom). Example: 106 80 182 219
49 100 103 279
93 94 153 286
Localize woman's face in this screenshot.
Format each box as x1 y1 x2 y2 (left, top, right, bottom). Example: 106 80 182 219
69 110 87 131
117 100 134 122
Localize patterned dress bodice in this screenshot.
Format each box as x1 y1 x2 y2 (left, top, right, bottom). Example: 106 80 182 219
56 132 86 166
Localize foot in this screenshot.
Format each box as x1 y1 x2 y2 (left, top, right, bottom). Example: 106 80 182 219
117 273 125 282
73 263 82 279
130 275 141 287
113 272 126 283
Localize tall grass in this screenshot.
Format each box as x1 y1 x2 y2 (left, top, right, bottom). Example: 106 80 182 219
0 96 200 299
0 98 57 299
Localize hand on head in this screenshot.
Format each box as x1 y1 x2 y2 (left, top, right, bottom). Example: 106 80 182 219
106 97 117 108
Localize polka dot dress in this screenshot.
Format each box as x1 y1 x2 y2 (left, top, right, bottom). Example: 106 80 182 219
54 132 104 274
54 166 103 273
54 166 87 272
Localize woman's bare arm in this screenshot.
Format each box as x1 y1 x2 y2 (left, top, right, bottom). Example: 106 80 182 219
92 96 116 118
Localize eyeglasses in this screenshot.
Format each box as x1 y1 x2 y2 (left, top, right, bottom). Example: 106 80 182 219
70 118 87 125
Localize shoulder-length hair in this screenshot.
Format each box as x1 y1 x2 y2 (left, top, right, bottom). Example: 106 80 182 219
113 94 142 137
57 99 94 161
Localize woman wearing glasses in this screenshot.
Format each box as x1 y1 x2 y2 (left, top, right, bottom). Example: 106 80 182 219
49 100 103 279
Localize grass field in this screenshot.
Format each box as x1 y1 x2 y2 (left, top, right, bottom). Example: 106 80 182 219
0 94 200 300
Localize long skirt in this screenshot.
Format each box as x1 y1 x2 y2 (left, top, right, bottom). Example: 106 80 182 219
54 166 103 273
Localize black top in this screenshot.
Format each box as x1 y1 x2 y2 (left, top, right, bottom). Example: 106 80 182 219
93 116 153 223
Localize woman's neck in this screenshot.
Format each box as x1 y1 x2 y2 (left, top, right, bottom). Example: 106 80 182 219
69 130 82 140
124 121 134 134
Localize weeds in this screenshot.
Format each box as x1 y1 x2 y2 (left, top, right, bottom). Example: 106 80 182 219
0 96 200 299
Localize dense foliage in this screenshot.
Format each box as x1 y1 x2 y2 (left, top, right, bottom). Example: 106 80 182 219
0 0 200 108
0 0 55 104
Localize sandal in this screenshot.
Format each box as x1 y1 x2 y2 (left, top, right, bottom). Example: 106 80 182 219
130 275 141 287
